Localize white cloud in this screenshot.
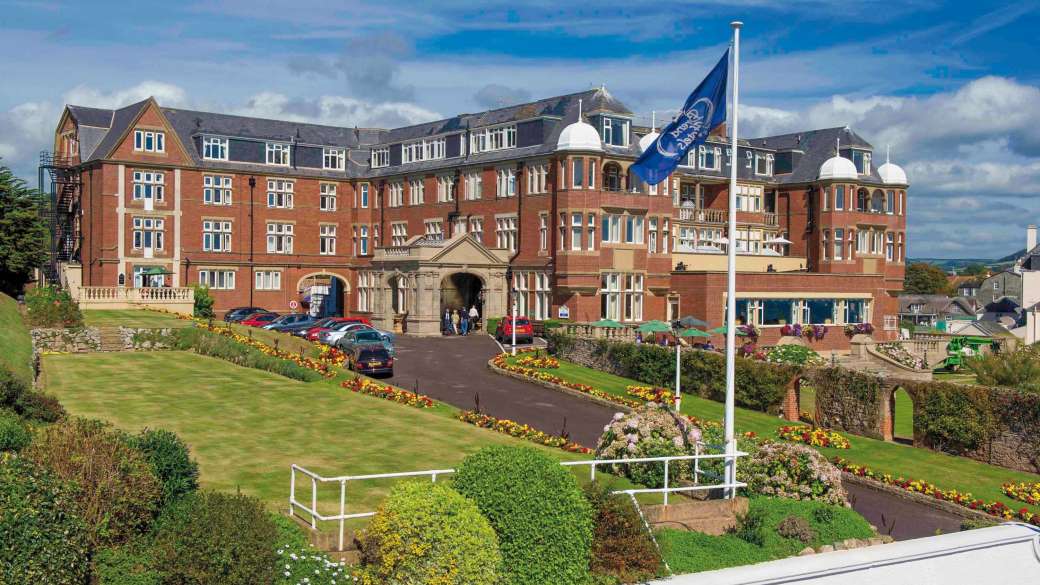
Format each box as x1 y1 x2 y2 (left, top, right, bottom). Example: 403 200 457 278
62 81 189 109
234 92 439 129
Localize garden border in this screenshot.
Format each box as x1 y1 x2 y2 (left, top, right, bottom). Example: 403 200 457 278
486 356 634 413
841 472 994 525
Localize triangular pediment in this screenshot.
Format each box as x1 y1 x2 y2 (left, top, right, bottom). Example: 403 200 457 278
428 234 508 266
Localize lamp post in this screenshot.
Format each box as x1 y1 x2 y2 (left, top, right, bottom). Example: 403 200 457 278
511 287 518 356
672 320 682 411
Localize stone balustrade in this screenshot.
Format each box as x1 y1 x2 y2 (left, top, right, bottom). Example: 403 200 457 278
74 286 194 314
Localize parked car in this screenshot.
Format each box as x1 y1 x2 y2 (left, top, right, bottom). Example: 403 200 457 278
262 314 315 331
224 307 270 322
318 322 373 346
495 316 534 344
274 316 324 335
240 313 280 327
292 317 342 338
304 316 373 341
347 344 394 376
336 328 394 355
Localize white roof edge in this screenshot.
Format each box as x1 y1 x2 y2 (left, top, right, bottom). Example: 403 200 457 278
649 523 1040 585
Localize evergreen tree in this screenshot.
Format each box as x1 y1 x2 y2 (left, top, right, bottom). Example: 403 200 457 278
0 164 49 295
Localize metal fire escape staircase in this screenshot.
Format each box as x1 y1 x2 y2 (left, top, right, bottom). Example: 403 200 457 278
37 152 81 285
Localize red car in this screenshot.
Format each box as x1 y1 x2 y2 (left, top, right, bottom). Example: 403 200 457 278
240 312 280 327
495 316 533 344
304 316 373 341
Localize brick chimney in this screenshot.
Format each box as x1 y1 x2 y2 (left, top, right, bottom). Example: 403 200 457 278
1029 224 1038 252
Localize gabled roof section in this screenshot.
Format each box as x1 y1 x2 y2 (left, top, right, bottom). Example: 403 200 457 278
82 99 152 162
428 233 508 265
67 105 113 128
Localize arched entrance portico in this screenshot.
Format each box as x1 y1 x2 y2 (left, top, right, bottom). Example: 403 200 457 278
297 272 350 317
440 272 484 317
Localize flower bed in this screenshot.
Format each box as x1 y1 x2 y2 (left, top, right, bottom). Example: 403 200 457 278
625 385 673 403
515 354 559 369
1003 481 1040 506
834 458 1040 526
843 323 874 337
874 343 926 370
193 320 337 377
341 377 433 408
492 353 643 409
456 410 591 454
777 426 850 449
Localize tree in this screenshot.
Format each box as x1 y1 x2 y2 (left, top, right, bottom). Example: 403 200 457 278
0 164 49 295
958 263 989 278
192 284 215 318
904 262 951 294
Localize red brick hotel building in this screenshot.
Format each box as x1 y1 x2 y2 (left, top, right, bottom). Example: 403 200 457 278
46 86 908 346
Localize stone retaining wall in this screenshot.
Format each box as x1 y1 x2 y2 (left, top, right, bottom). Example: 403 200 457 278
31 327 101 353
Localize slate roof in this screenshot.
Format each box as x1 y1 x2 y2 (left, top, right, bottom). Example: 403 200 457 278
897 294 975 316
67 105 113 128
83 100 151 162
747 126 884 186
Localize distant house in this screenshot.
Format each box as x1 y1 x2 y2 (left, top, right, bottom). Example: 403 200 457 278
898 295 976 327
980 296 1022 328
979 271 1022 307
955 279 982 300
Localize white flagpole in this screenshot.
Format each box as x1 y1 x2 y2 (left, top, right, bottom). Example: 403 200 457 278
724 20 742 499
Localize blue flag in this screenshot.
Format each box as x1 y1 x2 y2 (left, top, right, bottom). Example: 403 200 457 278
630 50 729 186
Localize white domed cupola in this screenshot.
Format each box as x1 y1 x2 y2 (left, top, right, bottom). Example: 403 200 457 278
877 146 908 185
556 98 603 152
818 136 858 181
638 131 660 152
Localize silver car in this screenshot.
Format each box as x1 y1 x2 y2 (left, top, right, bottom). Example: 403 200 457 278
317 322 371 346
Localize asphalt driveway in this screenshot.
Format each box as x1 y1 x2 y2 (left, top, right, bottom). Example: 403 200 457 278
385 334 617 447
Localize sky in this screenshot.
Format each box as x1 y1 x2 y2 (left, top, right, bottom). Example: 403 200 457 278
1 0 1038 259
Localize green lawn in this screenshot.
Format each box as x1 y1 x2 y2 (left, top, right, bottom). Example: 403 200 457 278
0 293 33 383
83 309 193 329
42 351 590 526
505 355 1040 510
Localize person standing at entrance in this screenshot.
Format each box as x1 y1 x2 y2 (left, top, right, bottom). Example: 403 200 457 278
469 305 479 331
451 310 461 335
460 311 469 336
443 308 452 335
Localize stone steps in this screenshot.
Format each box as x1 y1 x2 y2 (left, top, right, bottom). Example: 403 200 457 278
287 512 362 565
97 327 125 352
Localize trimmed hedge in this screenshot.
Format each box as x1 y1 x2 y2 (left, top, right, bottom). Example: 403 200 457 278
0 455 91 585
453 445 594 585
93 541 160 585
360 481 500 585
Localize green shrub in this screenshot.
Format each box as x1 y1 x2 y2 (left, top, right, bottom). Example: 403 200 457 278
173 327 322 382
24 285 83 328
911 382 998 455
25 417 162 546
0 455 91 584
153 491 278 585
13 389 66 422
272 513 348 585
657 529 770 574
767 344 824 366
0 366 25 405
192 284 215 319
731 507 767 546
0 410 30 451
360 481 500 585
743 442 847 506
776 515 816 543
453 445 594 585
967 346 1040 392
129 428 199 508
94 540 160 585
583 481 661 583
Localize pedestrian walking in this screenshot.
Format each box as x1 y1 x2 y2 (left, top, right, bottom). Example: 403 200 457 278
460 311 470 335
442 308 452 335
468 305 479 331
451 309 461 335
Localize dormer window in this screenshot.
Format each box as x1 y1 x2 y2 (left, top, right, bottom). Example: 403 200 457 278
851 150 871 175
601 117 630 147
371 147 389 169
323 147 345 170
754 153 774 176
266 142 290 166
470 124 516 154
402 137 446 164
134 130 165 153
202 136 228 161
698 145 721 171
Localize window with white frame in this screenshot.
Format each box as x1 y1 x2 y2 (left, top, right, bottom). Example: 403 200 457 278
202 136 228 160
497 168 516 197
373 224 380 248
134 129 165 153
436 175 455 202
358 183 369 208
453 216 467 237
265 142 290 166
319 224 336 255
402 137 446 163
469 217 483 243
571 213 582 251
391 222 408 246
886 190 895 214
496 216 517 251
266 222 293 253
464 172 482 200
359 225 369 255
558 213 566 250
513 272 529 317
358 272 374 311
754 153 774 176
735 229 762 254
198 269 235 289
408 178 424 205
539 214 548 251
834 228 844 260
600 214 622 243
735 184 763 212
470 124 516 153
371 147 389 169
526 164 548 194
132 171 164 201
698 145 721 170
132 217 164 250
572 158 584 188
203 175 232 205
834 185 846 210
662 219 669 253
534 272 550 320
424 219 444 241
255 271 281 290
857 229 869 254
623 215 644 244
202 220 232 252
600 272 643 322
320 183 337 211
587 213 596 251
602 117 630 147
388 182 404 207
886 232 894 261
266 179 294 208
323 147 345 170
649 217 659 253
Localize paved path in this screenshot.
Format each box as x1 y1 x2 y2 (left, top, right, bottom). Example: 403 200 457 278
385 334 617 446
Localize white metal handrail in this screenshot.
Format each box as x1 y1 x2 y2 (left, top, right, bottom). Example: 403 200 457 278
290 448 746 551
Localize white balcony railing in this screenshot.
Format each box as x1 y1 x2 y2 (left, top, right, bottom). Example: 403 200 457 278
75 286 194 313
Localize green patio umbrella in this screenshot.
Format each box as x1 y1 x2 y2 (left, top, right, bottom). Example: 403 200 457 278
710 324 749 336
637 320 672 333
679 327 711 338
676 315 708 329
591 319 624 328
141 266 172 276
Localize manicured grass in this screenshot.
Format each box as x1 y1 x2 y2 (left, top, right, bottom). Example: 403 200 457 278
505 354 1040 511
658 497 874 574
0 293 33 383
83 309 192 329
934 371 980 385
42 351 589 526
